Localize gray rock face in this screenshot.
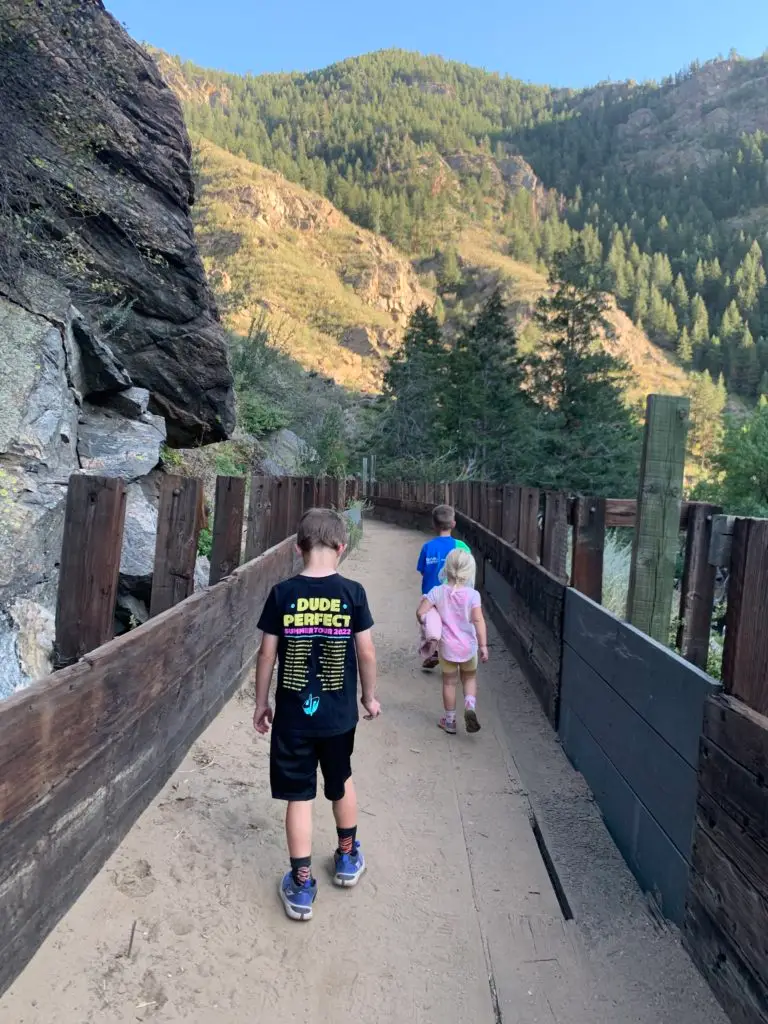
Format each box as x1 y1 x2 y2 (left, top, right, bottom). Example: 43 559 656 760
78 404 166 481
261 428 314 476
109 387 151 420
120 482 160 601
70 312 132 395
1 0 235 444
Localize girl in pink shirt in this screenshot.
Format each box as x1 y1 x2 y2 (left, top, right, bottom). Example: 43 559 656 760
417 548 489 735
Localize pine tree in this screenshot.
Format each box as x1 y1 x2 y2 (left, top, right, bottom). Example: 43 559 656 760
677 326 693 364
524 243 639 494
687 371 727 479
673 274 690 320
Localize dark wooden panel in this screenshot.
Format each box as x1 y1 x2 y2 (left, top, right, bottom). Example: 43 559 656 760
723 518 768 715
244 475 272 562
268 477 290 548
689 827 768 1003
149 475 203 617
0 537 297 999
501 485 520 547
54 475 127 668
209 475 246 585
561 643 697 857
678 502 721 669
698 737 768 848
541 491 568 580
571 496 605 603
704 694 768 779
697 790 768 905
559 702 690 923
565 590 720 768
518 486 540 560
684 891 768 1024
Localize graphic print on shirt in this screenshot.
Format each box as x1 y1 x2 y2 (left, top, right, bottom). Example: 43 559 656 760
282 596 353 697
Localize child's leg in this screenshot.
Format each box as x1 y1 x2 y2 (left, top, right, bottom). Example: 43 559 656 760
460 660 481 733
320 731 366 886
286 800 313 881
439 665 459 733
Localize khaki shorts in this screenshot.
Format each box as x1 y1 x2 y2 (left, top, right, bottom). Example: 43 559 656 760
439 654 478 674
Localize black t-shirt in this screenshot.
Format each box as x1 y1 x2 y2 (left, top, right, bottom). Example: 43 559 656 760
257 573 374 737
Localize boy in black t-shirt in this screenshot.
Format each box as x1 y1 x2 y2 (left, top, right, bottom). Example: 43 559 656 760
253 507 380 921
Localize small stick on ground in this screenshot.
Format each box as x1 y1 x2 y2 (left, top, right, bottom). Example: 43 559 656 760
126 919 137 958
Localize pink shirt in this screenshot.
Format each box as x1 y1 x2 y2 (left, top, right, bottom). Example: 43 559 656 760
426 584 481 663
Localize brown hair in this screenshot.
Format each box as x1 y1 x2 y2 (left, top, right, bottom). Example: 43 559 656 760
297 507 348 552
432 503 455 531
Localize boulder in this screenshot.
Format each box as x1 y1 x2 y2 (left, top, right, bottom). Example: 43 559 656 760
70 310 132 396
109 386 151 420
77 403 166 481
261 428 315 476
341 326 378 357
119 482 160 606
1 0 235 444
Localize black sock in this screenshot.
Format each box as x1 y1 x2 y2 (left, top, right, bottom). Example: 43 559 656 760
290 856 312 886
337 826 357 855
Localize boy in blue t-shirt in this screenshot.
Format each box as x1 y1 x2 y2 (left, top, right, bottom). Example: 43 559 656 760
417 504 470 668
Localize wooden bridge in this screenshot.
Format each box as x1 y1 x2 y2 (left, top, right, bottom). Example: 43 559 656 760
2 435 768 1021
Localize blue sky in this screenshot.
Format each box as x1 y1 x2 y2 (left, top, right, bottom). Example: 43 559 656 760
108 0 768 88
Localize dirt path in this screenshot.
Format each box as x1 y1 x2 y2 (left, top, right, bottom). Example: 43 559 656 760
0 521 719 1023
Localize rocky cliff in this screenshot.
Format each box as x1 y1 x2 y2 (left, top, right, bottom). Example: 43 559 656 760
0 0 235 695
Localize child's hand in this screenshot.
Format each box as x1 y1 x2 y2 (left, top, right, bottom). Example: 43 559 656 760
362 696 381 720
479 645 489 663
253 704 273 734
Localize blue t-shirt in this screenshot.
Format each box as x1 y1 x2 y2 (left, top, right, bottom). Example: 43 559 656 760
417 537 470 594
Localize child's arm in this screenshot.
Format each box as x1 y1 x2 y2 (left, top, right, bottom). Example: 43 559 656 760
355 629 380 719
416 595 434 622
253 633 278 734
471 606 489 662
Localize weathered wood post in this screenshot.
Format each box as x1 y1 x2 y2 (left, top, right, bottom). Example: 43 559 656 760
209 475 246 586
542 491 568 580
244 475 272 562
518 487 540 561
676 501 721 669
501 485 520 547
627 394 690 643
54 475 127 668
150 475 203 617
571 496 606 603
722 518 768 714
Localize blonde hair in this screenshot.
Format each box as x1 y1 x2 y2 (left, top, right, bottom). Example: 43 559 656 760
441 547 476 588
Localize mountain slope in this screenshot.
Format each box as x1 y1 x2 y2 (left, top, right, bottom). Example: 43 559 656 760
190 138 688 402
193 139 430 389
158 48 768 402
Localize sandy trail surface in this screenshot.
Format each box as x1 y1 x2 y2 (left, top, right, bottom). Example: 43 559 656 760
1 521 723 1024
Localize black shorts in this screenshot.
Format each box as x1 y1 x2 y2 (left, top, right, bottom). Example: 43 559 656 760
270 728 356 802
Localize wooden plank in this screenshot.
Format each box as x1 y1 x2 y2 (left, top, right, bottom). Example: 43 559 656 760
704 693 768 779
501 485 520 547
722 518 768 715
208 475 246 586
244 475 272 562
677 502 721 669
53 475 127 669
684 890 768 1024
561 643 698 858
689 826 768 999
605 498 692 529
541 491 568 581
627 394 690 643
565 589 720 768
518 486 540 561
301 475 317 517
710 514 736 568
268 478 289 547
149 475 202 618
0 537 297 1000
488 484 504 536
698 737 768 850
571 496 606 603
697 789 768 906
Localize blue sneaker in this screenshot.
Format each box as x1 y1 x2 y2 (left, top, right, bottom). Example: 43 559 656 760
334 841 366 887
279 871 317 921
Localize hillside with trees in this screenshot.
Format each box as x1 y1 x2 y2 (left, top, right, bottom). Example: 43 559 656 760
156 48 768 403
